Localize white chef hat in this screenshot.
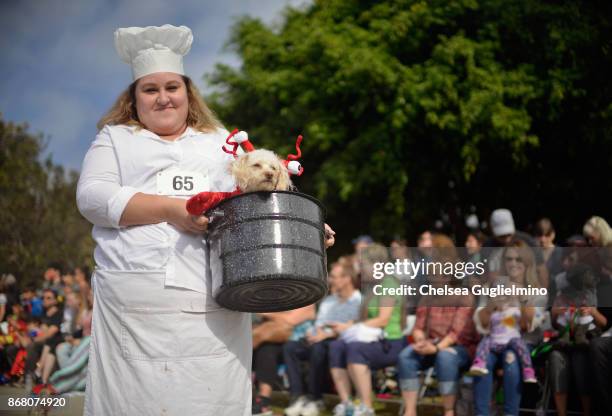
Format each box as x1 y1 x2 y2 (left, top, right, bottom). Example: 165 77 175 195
114 24 193 80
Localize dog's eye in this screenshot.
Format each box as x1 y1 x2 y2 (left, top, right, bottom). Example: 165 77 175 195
271 166 277 171
252 163 262 168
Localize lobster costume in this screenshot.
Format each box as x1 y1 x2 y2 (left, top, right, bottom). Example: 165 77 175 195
186 129 304 216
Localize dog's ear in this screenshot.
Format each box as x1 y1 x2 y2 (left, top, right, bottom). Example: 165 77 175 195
231 154 250 190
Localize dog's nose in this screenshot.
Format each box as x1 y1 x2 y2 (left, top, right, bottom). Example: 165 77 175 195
265 172 273 180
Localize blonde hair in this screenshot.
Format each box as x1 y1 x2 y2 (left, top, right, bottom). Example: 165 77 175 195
583 216 612 246
97 76 222 132
501 241 539 288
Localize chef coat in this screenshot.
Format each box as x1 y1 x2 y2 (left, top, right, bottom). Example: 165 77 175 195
76 124 236 298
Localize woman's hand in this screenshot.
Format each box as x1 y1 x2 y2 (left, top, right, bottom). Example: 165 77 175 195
329 321 352 334
324 223 336 249
164 198 209 234
413 340 437 355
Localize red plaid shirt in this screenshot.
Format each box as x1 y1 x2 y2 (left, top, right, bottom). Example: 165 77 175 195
415 306 479 357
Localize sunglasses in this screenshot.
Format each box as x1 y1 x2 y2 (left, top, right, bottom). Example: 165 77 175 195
504 256 524 263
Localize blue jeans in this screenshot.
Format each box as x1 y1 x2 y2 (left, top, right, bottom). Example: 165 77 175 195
397 344 470 395
283 339 332 400
473 348 522 416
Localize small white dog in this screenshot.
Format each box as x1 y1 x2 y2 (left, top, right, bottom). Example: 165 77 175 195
231 149 293 192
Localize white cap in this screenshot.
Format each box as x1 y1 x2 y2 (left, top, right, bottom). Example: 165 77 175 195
490 208 516 237
114 25 193 80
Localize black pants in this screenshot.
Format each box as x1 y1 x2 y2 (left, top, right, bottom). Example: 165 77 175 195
548 348 591 395
25 341 44 375
253 342 283 388
590 337 612 416
283 339 331 400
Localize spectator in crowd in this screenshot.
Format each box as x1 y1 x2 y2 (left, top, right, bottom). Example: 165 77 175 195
390 237 411 262
397 235 478 416
20 286 43 318
483 208 549 290
24 289 63 392
284 258 361 416
350 235 374 279
533 218 563 279
42 263 64 296
252 306 316 416
465 230 486 264
549 263 607 416
0 279 7 323
582 216 612 415
0 274 19 321
44 287 94 395
590 325 612 415
472 242 547 416
328 243 405 416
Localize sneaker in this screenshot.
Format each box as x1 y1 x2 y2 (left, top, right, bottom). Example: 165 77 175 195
284 395 308 416
301 399 325 416
468 358 489 376
523 367 537 383
252 395 273 416
333 401 353 416
353 403 375 416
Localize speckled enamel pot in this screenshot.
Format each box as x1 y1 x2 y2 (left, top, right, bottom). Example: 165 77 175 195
207 191 328 312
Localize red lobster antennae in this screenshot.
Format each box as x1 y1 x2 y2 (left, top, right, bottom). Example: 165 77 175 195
222 128 240 158
286 135 303 161
283 135 304 176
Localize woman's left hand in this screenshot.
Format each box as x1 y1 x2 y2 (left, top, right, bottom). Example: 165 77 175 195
324 223 336 249
414 340 437 355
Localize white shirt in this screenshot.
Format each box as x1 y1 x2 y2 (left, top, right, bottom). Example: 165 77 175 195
76 124 236 293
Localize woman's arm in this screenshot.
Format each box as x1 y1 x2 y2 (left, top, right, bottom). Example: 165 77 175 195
362 305 393 328
77 131 208 232
119 193 208 233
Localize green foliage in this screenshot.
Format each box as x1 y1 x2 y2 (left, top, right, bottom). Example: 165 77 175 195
0 116 94 286
209 0 611 240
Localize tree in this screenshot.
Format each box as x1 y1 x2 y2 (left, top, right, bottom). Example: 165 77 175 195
207 0 612 244
0 116 94 286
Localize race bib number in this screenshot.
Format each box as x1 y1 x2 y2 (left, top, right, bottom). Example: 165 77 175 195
156 169 209 196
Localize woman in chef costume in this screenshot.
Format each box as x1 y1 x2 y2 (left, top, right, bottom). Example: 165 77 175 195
77 25 253 415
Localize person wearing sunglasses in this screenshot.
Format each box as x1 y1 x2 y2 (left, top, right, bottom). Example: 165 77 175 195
472 242 547 416
23 289 63 392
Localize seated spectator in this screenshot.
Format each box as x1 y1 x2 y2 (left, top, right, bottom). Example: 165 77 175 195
469 274 537 383
483 208 549 289
549 280 607 415
24 289 63 392
44 289 93 395
533 217 563 280
589 309 612 415
472 242 547 416
20 286 43 318
398 235 478 416
252 305 316 416
329 243 405 416
283 258 361 416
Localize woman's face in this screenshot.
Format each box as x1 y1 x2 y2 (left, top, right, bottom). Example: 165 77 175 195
135 72 188 137
504 248 526 282
465 235 481 255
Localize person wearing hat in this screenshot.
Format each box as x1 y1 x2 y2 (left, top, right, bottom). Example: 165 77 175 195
76 25 338 416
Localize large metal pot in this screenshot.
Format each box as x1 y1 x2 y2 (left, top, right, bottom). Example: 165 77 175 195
207 191 328 312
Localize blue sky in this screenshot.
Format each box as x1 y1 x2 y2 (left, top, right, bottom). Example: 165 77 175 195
0 0 306 170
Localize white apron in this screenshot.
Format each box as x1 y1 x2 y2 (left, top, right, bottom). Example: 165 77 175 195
85 269 252 415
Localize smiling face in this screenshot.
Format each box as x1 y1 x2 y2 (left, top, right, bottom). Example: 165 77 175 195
503 247 526 282
134 72 188 138
231 149 291 192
